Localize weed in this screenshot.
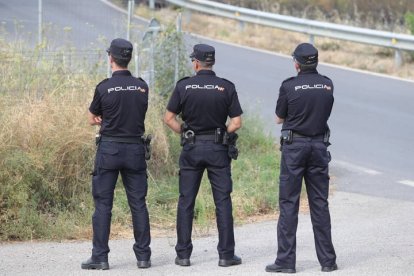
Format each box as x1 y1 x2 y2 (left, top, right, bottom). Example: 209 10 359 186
0 25 280 240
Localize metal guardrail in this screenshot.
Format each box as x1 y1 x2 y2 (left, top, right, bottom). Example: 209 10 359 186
165 0 414 66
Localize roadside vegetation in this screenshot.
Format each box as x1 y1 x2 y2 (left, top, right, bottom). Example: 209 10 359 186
130 1 414 79
214 0 414 32
0 25 279 241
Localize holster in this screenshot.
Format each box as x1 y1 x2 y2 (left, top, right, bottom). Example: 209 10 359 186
224 132 239 160
280 130 293 146
180 123 194 146
214 128 225 143
323 129 331 146
181 130 195 146
142 134 152 160
95 134 101 146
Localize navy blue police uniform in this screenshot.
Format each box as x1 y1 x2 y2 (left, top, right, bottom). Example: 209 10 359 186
166 44 243 265
267 43 337 273
83 38 151 270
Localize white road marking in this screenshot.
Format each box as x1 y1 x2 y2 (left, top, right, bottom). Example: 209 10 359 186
398 180 414 188
331 160 382 175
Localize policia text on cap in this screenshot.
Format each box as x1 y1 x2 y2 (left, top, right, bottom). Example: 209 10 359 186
164 44 243 267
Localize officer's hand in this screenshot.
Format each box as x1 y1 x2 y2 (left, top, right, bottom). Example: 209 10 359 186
94 116 102 125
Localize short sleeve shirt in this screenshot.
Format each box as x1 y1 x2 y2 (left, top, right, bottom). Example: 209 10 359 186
167 70 243 133
275 69 334 136
89 70 149 137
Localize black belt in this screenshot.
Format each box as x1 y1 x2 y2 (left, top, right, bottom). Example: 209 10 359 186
195 134 216 141
292 132 324 139
100 135 143 144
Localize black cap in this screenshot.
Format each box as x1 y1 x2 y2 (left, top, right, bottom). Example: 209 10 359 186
106 38 133 59
292 43 318 65
190 44 215 63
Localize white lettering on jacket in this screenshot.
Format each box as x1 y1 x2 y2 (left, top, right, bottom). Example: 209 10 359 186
107 86 146 93
185 84 225 91
294 84 332 91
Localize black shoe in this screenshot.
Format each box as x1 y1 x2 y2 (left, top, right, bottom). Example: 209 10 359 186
175 257 191 266
265 263 296 273
321 264 338 272
218 255 242 267
81 258 109 270
137 260 151 269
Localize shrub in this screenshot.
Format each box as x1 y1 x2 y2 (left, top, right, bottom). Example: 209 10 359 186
0 23 280 241
405 11 414 34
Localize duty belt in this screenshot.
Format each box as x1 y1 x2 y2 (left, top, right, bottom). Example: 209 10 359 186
100 135 143 144
195 134 216 141
181 128 225 145
292 132 324 139
280 130 330 145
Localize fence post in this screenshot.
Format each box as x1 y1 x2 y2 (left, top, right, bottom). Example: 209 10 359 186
174 13 182 84
134 42 139 77
149 0 155 10
38 0 43 45
127 0 133 40
146 19 161 92
235 11 244 31
309 34 315 45
107 55 111 78
150 35 155 92
394 49 403 68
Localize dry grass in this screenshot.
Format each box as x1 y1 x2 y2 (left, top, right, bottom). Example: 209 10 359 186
135 5 414 80
0 27 282 240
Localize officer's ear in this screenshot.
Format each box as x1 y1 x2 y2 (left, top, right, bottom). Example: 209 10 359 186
193 59 199 71
294 62 300 72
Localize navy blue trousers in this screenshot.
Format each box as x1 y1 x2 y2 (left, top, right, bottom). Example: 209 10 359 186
275 137 336 268
175 141 235 259
91 141 151 262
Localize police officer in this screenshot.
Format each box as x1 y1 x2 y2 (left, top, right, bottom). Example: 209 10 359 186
266 43 337 273
82 38 151 270
164 44 243 267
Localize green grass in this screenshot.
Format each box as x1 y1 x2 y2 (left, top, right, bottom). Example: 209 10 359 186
0 27 280 241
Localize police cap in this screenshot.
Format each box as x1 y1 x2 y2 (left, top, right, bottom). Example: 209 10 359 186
190 44 215 63
292 43 318 65
106 38 133 59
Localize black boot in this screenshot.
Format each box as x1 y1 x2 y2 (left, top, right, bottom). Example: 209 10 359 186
81 258 109 270
218 255 242 267
265 263 296 273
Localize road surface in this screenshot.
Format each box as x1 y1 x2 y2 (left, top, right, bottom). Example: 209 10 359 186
0 0 413 274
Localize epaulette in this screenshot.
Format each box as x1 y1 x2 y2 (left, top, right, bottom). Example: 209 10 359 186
281 76 295 84
137 77 148 84
96 78 109 87
220 77 235 86
321 75 332 81
177 76 190 83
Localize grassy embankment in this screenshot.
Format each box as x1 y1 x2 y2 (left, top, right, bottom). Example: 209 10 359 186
132 3 414 80
0 26 279 241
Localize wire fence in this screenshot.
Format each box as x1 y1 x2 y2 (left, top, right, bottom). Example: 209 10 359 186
0 20 189 101
0 0 196 101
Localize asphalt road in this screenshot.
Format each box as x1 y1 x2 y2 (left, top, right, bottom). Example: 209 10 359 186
0 0 414 274
1 191 413 275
